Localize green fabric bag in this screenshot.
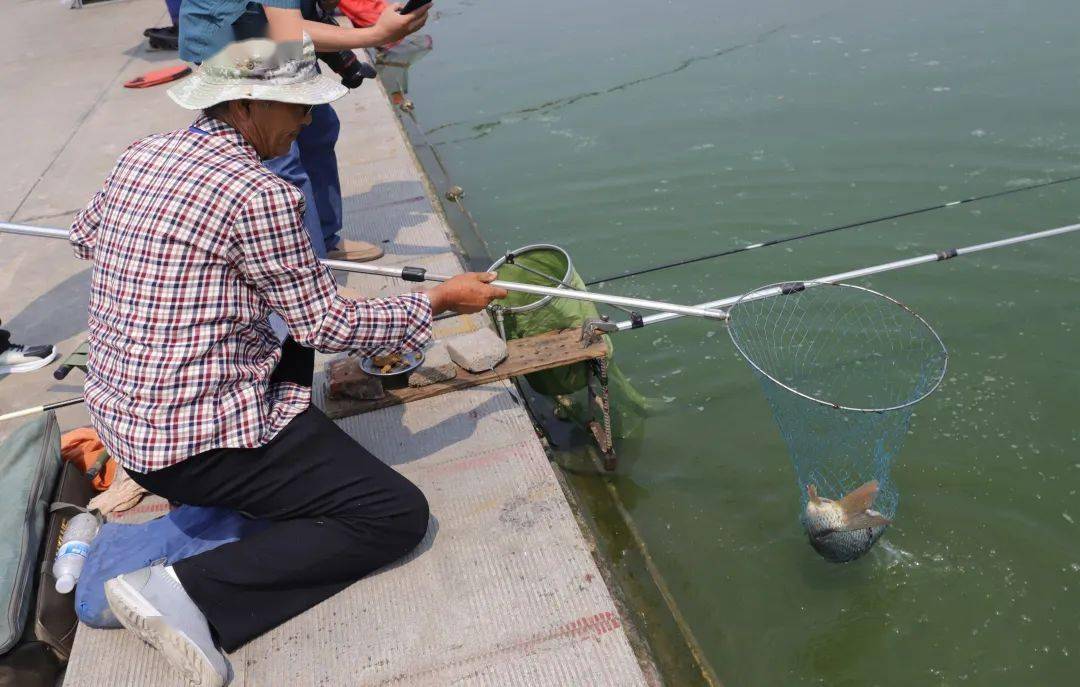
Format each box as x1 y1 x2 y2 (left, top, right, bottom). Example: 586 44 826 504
493 248 655 438
495 248 600 396
0 412 62 656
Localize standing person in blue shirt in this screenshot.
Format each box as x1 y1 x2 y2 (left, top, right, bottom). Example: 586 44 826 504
179 0 430 261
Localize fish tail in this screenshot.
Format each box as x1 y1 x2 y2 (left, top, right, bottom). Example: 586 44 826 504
838 480 879 515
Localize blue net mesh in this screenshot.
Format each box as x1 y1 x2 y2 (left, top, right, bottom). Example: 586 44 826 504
727 283 947 531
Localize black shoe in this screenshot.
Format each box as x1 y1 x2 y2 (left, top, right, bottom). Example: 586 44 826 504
143 24 177 38
142 24 176 37
145 25 179 51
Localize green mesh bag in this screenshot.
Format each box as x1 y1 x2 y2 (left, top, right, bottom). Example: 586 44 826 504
489 245 653 437
491 245 597 395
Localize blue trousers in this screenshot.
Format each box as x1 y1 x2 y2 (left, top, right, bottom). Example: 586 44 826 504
264 104 344 258
165 0 180 25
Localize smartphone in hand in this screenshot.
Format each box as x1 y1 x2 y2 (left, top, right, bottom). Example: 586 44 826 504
398 0 431 14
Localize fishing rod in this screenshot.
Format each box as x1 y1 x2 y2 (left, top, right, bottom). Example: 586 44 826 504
0 396 85 423
610 221 1080 331
0 222 726 321
586 173 1080 286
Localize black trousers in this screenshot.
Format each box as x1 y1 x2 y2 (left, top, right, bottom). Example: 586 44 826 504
129 339 429 651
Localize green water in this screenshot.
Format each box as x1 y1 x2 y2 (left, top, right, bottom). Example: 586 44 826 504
402 1 1080 682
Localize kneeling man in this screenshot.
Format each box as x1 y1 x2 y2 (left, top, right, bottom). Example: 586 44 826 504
70 36 504 686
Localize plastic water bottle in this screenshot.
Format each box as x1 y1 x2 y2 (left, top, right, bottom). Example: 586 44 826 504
53 512 99 594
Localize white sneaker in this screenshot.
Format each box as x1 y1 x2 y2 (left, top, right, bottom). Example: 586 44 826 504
0 342 57 374
105 566 230 687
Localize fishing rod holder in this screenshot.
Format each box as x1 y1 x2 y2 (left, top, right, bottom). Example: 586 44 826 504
53 341 90 381
580 316 618 347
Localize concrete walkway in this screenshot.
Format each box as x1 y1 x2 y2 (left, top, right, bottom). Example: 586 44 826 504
0 1 655 684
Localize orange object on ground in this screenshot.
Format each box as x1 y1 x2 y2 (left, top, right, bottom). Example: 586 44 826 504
60 428 115 491
87 466 149 516
123 65 191 89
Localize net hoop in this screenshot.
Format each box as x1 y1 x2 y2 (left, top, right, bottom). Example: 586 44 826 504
726 281 948 413
487 244 576 314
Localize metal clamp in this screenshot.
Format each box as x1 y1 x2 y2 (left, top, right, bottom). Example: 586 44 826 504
490 304 508 340
580 316 618 347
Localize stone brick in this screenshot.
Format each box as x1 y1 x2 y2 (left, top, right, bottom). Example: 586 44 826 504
408 341 458 387
444 328 508 373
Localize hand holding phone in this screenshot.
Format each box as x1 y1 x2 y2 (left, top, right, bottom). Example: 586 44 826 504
375 2 430 44
398 0 432 14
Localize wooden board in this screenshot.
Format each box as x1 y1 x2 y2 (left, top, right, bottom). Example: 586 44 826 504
324 328 607 419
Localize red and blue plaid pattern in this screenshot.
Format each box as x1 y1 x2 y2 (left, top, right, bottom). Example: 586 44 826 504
71 115 431 473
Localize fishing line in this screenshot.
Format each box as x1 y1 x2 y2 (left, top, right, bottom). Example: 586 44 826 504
586 172 1080 286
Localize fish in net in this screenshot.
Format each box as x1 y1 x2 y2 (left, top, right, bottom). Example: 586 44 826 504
726 282 947 562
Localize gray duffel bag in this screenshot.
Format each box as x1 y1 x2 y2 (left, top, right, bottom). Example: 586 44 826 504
0 411 61 656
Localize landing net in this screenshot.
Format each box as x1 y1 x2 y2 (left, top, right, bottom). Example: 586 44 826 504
727 282 947 525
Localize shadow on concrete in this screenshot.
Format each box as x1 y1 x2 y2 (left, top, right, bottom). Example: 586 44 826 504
341 180 451 258
2 267 91 346
371 388 513 469
369 513 441 580
344 180 429 213
121 41 188 65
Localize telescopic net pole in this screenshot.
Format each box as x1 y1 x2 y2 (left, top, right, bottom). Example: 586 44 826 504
0 222 727 321
612 222 1080 331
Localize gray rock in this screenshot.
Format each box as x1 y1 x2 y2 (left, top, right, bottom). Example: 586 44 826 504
408 341 458 387
444 328 508 373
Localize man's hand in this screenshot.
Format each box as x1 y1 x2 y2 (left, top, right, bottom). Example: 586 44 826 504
373 4 430 45
427 272 508 315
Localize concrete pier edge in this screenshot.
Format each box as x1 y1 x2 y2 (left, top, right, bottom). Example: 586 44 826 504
385 68 720 687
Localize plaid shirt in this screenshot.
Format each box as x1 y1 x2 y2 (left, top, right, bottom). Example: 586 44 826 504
71 115 432 473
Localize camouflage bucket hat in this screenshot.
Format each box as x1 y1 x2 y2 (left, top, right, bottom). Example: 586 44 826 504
168 34 348 110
